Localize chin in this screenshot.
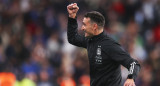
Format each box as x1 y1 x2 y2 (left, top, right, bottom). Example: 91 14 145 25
85 34 88 37
84 33 92 38
85 35 91 38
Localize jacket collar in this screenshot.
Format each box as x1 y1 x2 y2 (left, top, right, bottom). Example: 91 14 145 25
88 31 105 41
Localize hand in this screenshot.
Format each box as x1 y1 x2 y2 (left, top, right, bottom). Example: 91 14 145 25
67 3 79 18
124 79 136 86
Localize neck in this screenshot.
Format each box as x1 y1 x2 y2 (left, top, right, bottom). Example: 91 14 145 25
94 28 103 35
86 28 104 38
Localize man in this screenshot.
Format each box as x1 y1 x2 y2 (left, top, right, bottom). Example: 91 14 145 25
67 3 140 86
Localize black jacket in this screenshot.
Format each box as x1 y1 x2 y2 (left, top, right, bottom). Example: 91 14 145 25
67 17 140 86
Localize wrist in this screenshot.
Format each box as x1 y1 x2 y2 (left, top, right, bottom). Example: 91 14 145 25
69 14 76 18
127 74 133 79
127 74 135 81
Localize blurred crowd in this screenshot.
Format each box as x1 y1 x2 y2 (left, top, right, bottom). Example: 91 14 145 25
0 0 160 86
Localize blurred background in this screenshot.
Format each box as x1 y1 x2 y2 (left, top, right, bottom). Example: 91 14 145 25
0 0 160 86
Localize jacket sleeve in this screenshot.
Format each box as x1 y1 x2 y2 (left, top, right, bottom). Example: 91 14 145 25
67 17 87 48
106 44 140 81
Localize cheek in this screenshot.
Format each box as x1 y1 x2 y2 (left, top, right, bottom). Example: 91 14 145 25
84 25 93 33
85 27 90 32
86 25 91 30
88 26 93 32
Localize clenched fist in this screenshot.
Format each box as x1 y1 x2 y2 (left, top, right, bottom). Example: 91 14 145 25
67 3 79 18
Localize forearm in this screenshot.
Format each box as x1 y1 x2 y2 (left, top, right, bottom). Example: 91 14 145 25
67 17 87 48
127 60 140 81
67 17 78 44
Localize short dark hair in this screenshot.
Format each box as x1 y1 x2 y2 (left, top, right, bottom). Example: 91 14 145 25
84 11 105 28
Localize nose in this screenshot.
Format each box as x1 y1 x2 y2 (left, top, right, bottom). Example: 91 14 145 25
81 25 85 31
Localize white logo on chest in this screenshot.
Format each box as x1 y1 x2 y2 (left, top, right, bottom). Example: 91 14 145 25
95 45 102 64
97 45 101 55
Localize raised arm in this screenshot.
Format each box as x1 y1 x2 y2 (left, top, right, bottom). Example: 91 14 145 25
67 3 87 48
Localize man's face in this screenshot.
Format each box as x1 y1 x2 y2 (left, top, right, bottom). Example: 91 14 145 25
81 17 94 37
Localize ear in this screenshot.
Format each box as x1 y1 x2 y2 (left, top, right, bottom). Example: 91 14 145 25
93 23 98 30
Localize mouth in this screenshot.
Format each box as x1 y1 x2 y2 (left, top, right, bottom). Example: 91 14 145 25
81 30 86 35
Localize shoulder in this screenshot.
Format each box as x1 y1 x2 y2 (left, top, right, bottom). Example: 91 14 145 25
100 35 120 46
100 35 123 51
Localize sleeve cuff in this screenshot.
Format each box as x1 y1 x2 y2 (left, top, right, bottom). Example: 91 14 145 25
68 17 77 24
127 74 135 81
